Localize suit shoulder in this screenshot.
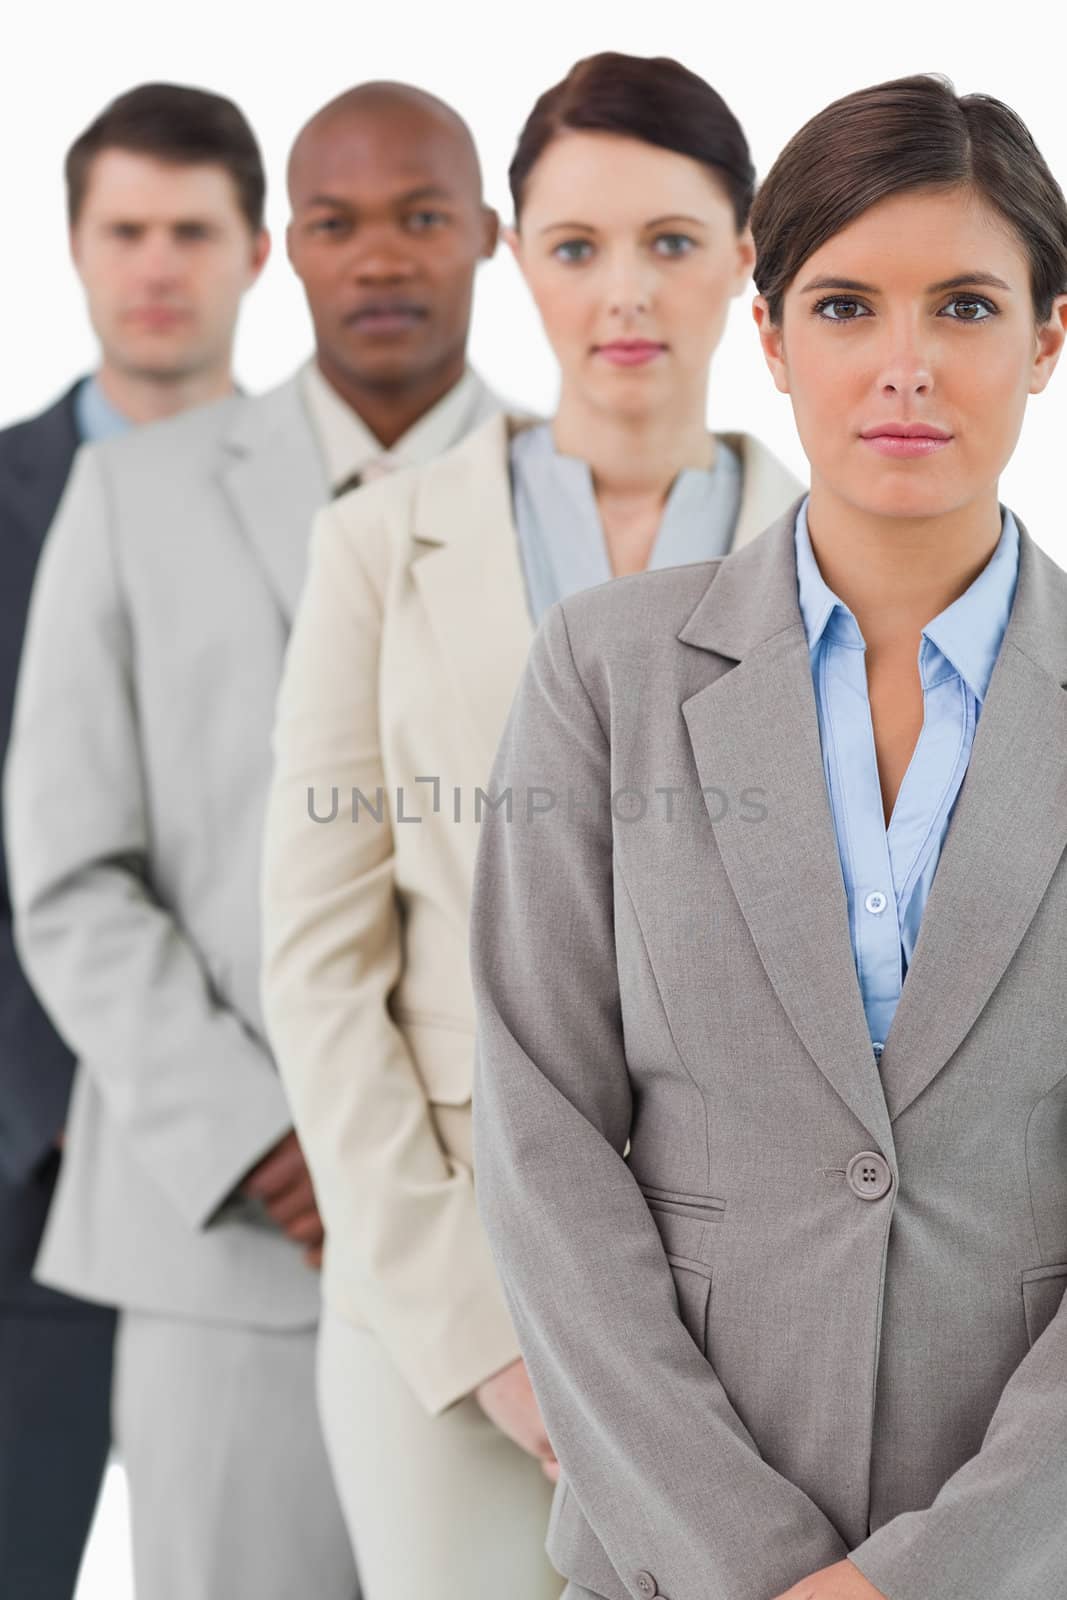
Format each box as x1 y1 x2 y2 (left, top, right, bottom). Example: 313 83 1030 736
88 389 244 477
0 387 79 465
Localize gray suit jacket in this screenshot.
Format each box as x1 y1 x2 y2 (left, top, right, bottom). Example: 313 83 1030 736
471 507 1067 1600
3 374 333 1326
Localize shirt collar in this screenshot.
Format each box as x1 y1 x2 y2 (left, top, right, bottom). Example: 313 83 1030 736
300 358 486 492
922 511 1019 703
75 375 134 444
794 494 1020 701
794 497 863 650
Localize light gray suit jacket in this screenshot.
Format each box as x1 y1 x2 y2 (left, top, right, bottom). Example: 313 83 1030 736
471 507 1067 1600
4 375 336 1325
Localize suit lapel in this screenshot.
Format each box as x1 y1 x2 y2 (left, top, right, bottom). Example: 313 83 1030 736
679 515 894 1153
406 422 801 771
409 415 535 768
725 433 805 552
218 376 329 625
0 385 82 545
878 531 1067 1120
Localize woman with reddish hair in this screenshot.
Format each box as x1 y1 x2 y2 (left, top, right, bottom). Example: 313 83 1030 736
261 52 799 1600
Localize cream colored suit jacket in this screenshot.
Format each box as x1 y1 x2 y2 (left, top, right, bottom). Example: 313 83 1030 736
260 413 803 1410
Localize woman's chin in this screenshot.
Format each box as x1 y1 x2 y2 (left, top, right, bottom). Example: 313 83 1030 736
826 470 970 524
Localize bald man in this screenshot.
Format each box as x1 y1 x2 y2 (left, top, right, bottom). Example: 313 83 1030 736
5 83 504 1600
287 83 500 461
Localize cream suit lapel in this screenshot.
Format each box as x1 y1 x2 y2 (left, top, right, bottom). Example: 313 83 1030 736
724 434 806 551
407 421 801 776
409 414 536 769
218 375 330 625
877 525 1067 1120
679 513 895 1155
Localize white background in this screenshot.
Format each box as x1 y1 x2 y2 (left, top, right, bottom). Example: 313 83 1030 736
0 0 1063 1592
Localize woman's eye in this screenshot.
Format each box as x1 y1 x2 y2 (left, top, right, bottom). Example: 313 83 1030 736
814 297 871 321
311 216 347 235
552 239 594 264
652 233 696 258
940 295 995 321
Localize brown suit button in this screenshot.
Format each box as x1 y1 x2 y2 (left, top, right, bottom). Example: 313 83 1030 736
846 1151 892 1201
635 1574 658 1599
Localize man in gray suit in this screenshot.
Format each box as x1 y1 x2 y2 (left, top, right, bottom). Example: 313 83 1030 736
5 81 500 1599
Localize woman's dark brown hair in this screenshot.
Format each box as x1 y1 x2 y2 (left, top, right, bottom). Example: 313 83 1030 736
509 52 754 229
751 74 1067 323
66 82 266 232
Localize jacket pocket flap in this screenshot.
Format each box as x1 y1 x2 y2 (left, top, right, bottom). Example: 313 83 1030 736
399 1016 474 1107
639 1184 726 1222
643 1200 716 1277
1021 1262 1067 1346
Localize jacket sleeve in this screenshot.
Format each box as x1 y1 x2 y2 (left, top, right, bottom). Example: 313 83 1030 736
851 1296 1067 1597
0 903 73 1184
470 599 848 1600
2 447 294 1229
260 497 521 1414
0 455 77 1184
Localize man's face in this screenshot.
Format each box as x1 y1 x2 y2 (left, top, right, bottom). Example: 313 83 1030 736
286 106 496 392
70 149 268 382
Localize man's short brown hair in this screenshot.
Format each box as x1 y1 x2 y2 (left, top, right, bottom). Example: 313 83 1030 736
65 82 266 231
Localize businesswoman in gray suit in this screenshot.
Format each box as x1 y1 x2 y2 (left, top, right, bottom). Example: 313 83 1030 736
472 74 1067 1600
262 52 801 1600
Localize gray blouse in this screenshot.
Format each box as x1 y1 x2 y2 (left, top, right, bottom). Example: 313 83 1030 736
509 422 742 625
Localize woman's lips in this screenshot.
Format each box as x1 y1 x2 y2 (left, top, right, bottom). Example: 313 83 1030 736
862 434 952 459
594 341 666 367
860 425 953 459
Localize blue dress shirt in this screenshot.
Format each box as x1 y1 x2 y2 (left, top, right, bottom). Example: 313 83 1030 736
794 497 1019 1054
74 375 133 444
510 423 742 623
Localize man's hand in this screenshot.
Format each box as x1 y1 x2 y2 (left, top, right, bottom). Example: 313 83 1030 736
474 1357 559 1482
241 1130 324 1267
773 1559 887 1600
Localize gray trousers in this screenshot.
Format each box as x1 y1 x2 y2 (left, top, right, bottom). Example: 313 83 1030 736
113 1309 359 1600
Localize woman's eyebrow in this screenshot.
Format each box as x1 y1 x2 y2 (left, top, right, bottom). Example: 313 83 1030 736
537 212 711 237
926 271 1013 293
643 213 708 228
538 220 596 235
798 275 875 294
798 271 1014 295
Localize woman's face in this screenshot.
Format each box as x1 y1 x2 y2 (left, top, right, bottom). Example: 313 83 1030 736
510 130 753 422
754 185 1067 522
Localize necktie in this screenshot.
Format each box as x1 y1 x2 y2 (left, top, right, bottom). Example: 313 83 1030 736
332 455 397 499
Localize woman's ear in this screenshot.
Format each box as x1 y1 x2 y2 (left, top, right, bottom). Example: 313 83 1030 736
1029 294 1067 395
502 224 529 288
731 226 756 297
752 294 790 395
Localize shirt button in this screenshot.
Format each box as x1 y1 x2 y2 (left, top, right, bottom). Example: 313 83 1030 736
846 1151 893 1201
872 1041 885 1060
864 891 888 915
